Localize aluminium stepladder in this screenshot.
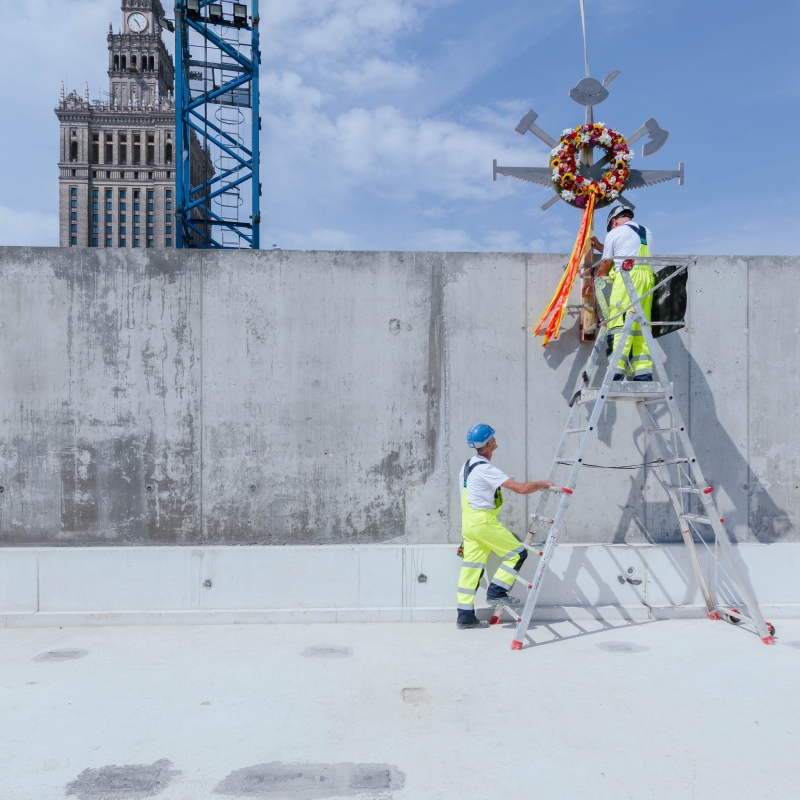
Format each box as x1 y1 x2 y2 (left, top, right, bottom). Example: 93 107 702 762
491 257 776 650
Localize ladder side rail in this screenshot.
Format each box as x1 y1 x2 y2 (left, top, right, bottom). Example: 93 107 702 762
699 500 773 642
510 317 637 649
619 268 773 643
634 401 716 614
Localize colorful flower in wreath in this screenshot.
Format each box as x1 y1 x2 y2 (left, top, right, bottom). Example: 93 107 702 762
550 122 632 208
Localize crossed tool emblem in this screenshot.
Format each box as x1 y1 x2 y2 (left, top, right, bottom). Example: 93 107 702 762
493 73 684 211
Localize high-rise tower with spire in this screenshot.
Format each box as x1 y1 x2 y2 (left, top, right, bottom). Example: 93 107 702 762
55 0 212 248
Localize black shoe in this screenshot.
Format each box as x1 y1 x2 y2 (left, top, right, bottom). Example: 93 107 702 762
457 618 490 629
633 373 653 382
612 372 625 381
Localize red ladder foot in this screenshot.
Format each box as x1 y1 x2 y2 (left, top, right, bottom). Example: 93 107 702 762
707 611 720 620
510 640 523 651
489 615 500 625
761 636 775 645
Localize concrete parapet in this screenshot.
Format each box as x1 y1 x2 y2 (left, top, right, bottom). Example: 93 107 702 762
0 247 796 545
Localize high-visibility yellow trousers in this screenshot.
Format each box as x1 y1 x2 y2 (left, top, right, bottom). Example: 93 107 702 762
457 492 526 613
607 264 654 378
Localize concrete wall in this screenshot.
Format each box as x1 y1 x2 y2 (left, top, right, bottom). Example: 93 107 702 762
0 247 796 546
3 543 798 626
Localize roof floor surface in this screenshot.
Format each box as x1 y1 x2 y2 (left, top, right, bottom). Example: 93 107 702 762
1 618 798 799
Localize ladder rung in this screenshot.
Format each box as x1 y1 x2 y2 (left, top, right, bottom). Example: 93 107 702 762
530 513 553 524
679 513 712 525
669 486 701 495
513 574 534 591
566 427 588 434
647 427 681 434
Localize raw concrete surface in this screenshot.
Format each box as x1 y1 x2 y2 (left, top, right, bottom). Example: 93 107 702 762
1 620 799 799
0 247 796 546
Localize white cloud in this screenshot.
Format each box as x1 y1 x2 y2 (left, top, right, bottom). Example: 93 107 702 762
0 207 59 247
339 58 421 93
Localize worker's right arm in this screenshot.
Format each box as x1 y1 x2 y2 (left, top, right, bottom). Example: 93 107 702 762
501 479 555 495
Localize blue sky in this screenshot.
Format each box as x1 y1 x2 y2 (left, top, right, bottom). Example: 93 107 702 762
1 0 798 254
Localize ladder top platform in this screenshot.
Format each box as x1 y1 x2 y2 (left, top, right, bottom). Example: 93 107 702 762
580 382 674 402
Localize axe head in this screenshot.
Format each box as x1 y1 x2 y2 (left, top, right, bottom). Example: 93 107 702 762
642 117 669 157
569 77 609 107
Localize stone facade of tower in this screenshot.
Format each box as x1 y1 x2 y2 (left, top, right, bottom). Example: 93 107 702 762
55 0 212 248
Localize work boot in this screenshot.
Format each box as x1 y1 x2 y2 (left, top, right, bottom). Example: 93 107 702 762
612 372 625 381
457 618 490 630
486 593 521 608
633 373 653 382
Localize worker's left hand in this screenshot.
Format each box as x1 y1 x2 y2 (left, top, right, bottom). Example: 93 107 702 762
590 235 603 252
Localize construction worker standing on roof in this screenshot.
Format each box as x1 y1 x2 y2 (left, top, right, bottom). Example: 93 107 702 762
591 205 655 382
456 424 554 630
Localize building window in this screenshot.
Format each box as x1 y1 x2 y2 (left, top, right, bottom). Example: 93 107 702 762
71 224 77 233
92 202 99 211
165 201 172 210
131 55 137 70
105 133 113 163
91 238 98 247
92 214 98 223
119 134 127 164
166 214 172 222
148 172 153 180
70 141 78 161
133 133 141 165
120 227 127 235
134 227 140 235
148 215 154 224
92 226 99 235
119 189 126 199
106 213 112 222
147 134 155 165
91 133 99 163
120 214 127 223
114 55 119 70
149 55 154 70
106 201 113 211
105 189 112 198
92 171 98 178
71 169 76 176
134 214 140 223
166 238 172 246
165 142 173 163
71 200 77 208
71 236 77 245
92 189 98 198
147 190 154 199
106 226 112 235
120 239 126 247
106 239 112 247
133 239 140 247
71 212 77 221
70 187 77 196
121 55 126 70
147 227 154 236
166 226 172 235
147 239 154 248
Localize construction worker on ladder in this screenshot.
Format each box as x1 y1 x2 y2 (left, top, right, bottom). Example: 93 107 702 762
456 424 554 630
591 205 654 381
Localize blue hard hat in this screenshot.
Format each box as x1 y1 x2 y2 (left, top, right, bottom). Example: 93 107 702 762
467 424 496 449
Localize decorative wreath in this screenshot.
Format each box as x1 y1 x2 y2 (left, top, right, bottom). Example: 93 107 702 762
549 123 632 208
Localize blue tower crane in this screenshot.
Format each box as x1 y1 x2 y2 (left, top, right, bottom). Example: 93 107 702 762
173 0 260 248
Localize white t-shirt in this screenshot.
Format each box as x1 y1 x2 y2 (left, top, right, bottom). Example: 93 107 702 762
459 455 509 510
602 223 654 269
